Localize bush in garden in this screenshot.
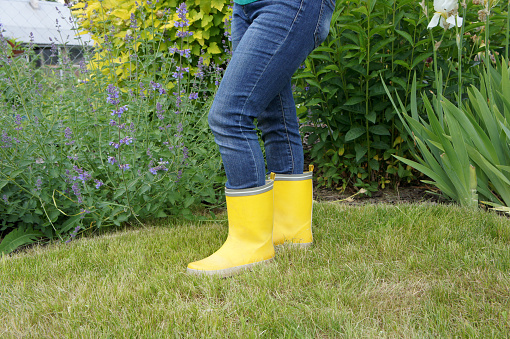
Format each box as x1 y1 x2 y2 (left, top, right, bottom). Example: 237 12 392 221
385 0 510 210
0 4 226 255
72 0 232 83
293 0 509 192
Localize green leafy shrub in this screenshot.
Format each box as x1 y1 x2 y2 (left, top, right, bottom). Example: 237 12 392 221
0 3 226 255
72 0 232 83
293 0 509 192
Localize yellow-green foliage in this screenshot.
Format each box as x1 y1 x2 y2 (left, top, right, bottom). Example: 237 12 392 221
72 0 231 81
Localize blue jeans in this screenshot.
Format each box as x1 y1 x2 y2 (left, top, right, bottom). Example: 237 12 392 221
209 0 335 189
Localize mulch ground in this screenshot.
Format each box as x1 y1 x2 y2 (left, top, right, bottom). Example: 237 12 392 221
313 183 451 205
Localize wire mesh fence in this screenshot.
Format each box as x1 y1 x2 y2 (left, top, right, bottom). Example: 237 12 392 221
0 0 92 67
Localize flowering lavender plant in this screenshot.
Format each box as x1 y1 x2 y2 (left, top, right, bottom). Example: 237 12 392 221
0 2 231 254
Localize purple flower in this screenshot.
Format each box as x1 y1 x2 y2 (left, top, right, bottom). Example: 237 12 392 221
35 178 43 191
175 48 191 57
75 173 91 183
172 67 189 80
173 92 183 108
2 195 8 204
149 159 169 175
172 71 184 79
189 92 198 100
150 81 166 95
174 3 189 27
94 179 104 189
109 142 120 149
107 156 117 165
79 209 91 219
106 84 120 105
79 60 88 74
73 165 83 174
50 40 58 57
120 136 134 145
130 13 138 28
176 31 193 38
111 105 128 118
14 115 23 131
119 163 130 171
71 182 83 203
66 225 82 243
64 127 75 145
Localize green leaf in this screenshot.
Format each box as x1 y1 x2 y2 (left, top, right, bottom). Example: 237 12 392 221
305 78 321 89
368 125 390 135
184 196 195 208
0 227 44 255
344 96 365 106
393 60 410 70
345 127 365 142
369 37 396 59
411 53 433 69
8 169 24 179
156 210 167 218
351 7 368 16
355 144 368 162
369 159 380 171
307 98 324 106
60 215 82 234
395 29 414 46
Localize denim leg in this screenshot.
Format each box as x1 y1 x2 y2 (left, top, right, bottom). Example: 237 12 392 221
258 81 304 175
209 0 335 189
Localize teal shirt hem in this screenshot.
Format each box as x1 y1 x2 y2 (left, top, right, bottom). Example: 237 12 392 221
233 0 259 4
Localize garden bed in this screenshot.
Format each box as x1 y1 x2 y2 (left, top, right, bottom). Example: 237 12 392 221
314 184 449 205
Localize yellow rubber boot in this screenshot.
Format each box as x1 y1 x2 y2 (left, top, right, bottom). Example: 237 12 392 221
273 165 314 247
187 181 275 276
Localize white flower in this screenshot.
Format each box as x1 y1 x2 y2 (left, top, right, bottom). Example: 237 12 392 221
427 0 464 30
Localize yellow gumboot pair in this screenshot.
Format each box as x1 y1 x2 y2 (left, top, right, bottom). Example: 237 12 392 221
187 166 314 277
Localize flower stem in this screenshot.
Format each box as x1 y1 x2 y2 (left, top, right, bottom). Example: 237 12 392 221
506 0 510 60
456 2 467 108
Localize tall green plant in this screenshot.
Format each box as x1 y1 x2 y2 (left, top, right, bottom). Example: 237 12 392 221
386 60 510 209
294 0 509 191
381 0 510 208
384 74 478 207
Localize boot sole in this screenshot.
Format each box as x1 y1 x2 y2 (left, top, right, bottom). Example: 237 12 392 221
274 242 312 251
186 258 274 277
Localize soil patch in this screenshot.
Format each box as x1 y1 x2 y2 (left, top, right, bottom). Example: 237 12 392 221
313 184 450 205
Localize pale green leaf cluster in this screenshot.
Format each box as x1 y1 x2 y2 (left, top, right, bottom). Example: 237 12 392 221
385 59 510 210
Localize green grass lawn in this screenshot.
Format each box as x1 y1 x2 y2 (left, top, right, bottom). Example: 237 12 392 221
1 203 509 338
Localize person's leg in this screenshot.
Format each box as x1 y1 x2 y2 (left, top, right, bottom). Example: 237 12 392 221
188 0 335 275
208 0 335 189
258 81 304 175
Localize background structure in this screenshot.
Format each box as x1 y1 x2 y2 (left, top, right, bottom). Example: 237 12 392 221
0 0 92 66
